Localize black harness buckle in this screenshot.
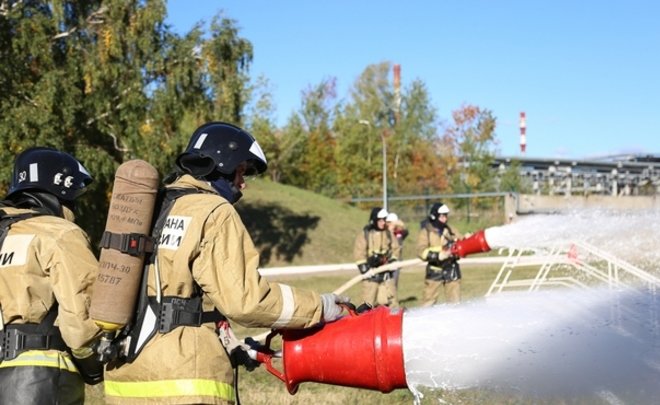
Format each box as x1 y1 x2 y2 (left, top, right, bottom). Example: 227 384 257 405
1 327 64 361
100 231 154 257
121 233 153 257
155 296 226 334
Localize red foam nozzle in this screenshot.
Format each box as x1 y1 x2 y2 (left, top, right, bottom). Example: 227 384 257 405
261 306 407 394
451 229 491 258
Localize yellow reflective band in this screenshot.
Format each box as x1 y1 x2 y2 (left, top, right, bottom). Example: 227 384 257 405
0 350 79 373
104 378 234 401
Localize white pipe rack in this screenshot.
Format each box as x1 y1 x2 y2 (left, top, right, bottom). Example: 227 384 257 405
486 241 660 296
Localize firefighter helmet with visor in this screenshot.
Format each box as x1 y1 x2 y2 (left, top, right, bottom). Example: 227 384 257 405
429 202 450 221
176 122 268 179
7 147 93 202
368 207 389 227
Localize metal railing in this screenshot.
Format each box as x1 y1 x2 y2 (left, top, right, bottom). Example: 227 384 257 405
485 241 660 296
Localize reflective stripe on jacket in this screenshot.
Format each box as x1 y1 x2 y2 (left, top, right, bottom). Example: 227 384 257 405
105 378 234 402
0 349 79 372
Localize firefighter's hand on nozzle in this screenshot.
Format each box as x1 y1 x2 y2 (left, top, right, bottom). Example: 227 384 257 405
356 302 373 314
450 243 461 258
229 344 260 371
321 293 350 322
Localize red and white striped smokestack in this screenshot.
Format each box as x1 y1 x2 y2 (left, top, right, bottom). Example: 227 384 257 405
520 111 527 155
393 64 401 123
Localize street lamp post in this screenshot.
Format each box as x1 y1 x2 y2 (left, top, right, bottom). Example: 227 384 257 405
460 171 471 224
359 120 388 211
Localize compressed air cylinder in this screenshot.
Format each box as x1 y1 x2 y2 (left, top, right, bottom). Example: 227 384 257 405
90 160 159 333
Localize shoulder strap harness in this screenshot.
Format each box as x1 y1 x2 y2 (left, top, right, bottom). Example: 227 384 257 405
120 188 225 362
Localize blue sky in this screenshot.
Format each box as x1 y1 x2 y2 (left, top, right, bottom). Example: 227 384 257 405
166 1 659 159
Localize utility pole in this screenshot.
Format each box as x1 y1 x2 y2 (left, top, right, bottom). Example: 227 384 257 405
358 63 401 212
359 119 388 211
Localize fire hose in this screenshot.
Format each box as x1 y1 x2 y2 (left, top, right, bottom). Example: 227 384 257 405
215 260 422 391
221 230 493 395
240 258 422 347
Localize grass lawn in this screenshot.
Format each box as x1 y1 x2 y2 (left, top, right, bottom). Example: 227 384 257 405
85 262 535 404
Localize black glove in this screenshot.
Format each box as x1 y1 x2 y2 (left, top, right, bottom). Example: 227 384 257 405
72 352 104 385
358 263 369 274
368 254 383 268
229 344 260 372
426 251 440 262
356 302 373 314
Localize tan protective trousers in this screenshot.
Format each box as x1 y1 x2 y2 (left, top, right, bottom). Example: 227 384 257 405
421 279 461 306
361 278 399 308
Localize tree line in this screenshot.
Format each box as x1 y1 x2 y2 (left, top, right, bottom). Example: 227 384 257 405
0 1 514 241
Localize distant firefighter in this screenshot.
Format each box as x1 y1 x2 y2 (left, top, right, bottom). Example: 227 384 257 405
386 212 409 287
417 202 464 305
354 207 400 308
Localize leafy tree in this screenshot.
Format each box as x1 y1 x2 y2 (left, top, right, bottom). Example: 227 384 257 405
333 62 447 201
0 2 503 243
333 114 381 199
390 79 446 196
278 78 338 194
497 159 528 193
0 1 253 240
442 104 498 195
204 14 253 124
299 78 337 194
277 114 307 187
334 62 395 199
244 75 280 180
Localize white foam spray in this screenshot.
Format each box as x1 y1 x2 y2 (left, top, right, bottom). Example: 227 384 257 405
400 208 660 403
403 287 660 404
484 209 660 271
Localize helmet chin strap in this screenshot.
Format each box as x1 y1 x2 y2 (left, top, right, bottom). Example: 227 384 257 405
209 176 242 204
432 220 446 234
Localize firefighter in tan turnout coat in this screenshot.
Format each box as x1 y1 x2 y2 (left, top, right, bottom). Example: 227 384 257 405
353 207 400 308
417 202 464 305
104 122 347 404
0 147 103 404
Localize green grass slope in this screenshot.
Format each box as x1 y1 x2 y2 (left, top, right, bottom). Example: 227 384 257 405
236 178 368 267
237 178 502 268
